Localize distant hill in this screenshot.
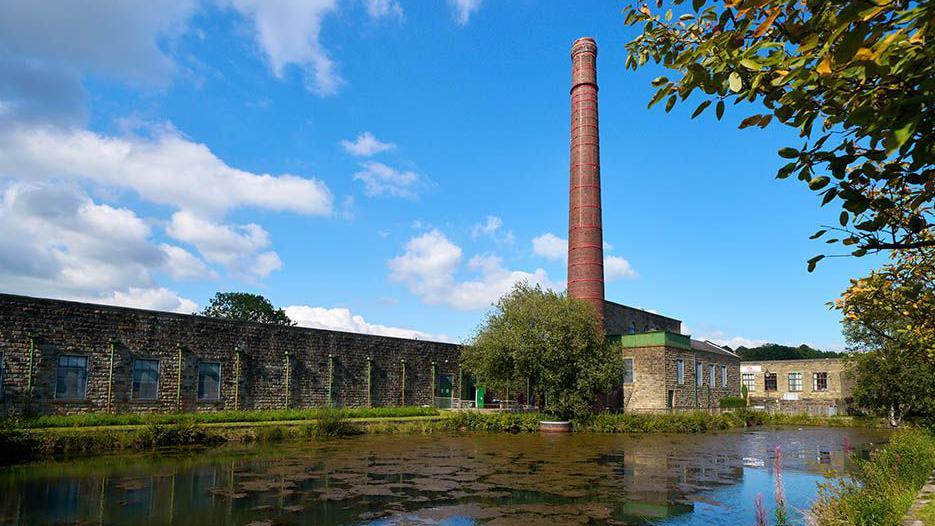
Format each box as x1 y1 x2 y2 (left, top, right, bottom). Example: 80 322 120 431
729 343 843 361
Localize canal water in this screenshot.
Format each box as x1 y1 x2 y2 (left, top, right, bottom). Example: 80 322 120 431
0 426 888 525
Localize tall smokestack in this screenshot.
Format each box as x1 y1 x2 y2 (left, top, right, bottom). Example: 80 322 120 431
568 37 605 327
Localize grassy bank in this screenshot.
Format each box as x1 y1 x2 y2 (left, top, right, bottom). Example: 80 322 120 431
17 406 438 429
810 429 935 526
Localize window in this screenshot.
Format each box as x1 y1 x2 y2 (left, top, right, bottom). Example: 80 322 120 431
721 366 728 388
56 355 88 399
622 358 634 384
708 364 716 387
132 359 160 400
765 373 778 391
197 362 221 401
676 359 685 385
742 373 756 391
627 322 636 335
695 362 703 387
788 372 803 392
813 372 828 391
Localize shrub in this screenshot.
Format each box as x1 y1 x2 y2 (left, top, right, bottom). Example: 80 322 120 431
810 429 935 526
719 396 747 409
306 408 361 439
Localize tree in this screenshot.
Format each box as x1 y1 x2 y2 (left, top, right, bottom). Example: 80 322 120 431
461 283 625 420
837 246 935 425
622 0 933 269
201 292 295 326
734 343 842 361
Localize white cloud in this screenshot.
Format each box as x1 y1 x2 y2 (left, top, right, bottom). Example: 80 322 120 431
604 255 637 281
388 229 557 310
471 215 502 238
0 0 196 84
227 0 343 96
353 161 424 198
364 0 404 21
160 244 217 280
340 131 395 157
0 183 196 311
448 0 483 25
532 232 566 260
691 330 768 349
0 123 333 217
84 287 198 314
166 211 281 279
285 305 450 342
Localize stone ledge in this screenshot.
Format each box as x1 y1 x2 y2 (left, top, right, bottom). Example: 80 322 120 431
902 469 935 526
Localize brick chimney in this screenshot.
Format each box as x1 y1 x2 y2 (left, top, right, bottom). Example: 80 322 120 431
568 37 605 327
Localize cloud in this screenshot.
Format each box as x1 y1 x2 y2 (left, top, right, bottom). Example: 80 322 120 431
388 229 557 310
83 287 198 314
364 0 404 21
690 330 769 349
227 0 343 96
448 0 483 25
532 232 566 260
161 244 218 280
604 255 637 281
531 232 636 281
0 0 196 84
0 122 333 217
353 161 424 198
471 215 501 238
166 211 281 279
340 131 395 157
0 182 196 311
285 305 450 342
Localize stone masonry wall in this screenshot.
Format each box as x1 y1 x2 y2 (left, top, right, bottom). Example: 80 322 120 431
604 301 681 336
621 346 740 411
742 358 852 414
0 294 461 416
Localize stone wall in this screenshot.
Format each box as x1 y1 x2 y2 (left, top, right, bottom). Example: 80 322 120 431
604 301 681 335
621 346 740 411
741 358 851 408
0 294 461 416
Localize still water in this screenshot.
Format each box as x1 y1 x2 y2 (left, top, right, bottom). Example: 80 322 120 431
0 426 888 525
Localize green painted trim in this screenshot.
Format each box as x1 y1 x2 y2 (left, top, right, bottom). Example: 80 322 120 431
615 331 691 350
431 361 436 402
400 359 406 406
175 345 183 412
283 350 291 410
458 366 463 400
327 354 334 407
106 341 116 413
233 349 241 411
367 356 373 407
26 335 36 405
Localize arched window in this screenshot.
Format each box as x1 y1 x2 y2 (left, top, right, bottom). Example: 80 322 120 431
628 321 636 334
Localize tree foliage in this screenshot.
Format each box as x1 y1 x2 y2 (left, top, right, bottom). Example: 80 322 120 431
461 283 625 420
837 246 935 425
200 292 295 326
733 343 842 361
623 0 933 269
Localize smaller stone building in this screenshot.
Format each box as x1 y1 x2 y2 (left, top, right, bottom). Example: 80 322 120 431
740 358 852 415
608 330 741 412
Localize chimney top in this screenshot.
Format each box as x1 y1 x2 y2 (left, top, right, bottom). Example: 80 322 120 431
571 37 597 56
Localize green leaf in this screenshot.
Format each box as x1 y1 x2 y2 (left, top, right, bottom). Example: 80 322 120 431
740 58 761 70
821 188 837 206
778 147 799 159
692 0 704 11
728 72 742 92
691 100 711 119
807 255 825 272
808 176 831 190
809 229 827 239
715 100 725 120
651 76 669 87
665 94 677 113
839 211 849 226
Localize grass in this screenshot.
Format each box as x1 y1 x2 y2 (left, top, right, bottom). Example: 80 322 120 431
919 498 935 525
809 428 935 526
17 406 438 428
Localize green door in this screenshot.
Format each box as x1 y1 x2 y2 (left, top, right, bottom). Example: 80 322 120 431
476 386 485 408
437 374 453 408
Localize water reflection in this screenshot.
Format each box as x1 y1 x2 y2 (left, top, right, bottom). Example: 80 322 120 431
0 426 888 525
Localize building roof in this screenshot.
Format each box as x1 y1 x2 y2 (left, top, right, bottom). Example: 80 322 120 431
691 339 740 359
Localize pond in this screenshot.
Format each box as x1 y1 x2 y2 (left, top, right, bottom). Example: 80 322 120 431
0 426 889 525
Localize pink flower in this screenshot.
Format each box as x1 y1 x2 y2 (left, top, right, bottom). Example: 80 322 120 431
754 493 768 526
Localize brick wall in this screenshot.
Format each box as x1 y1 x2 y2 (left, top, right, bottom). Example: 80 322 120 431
0 294 461 416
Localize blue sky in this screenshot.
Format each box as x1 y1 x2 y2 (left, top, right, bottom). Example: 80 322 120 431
0 0 881 349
